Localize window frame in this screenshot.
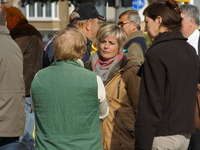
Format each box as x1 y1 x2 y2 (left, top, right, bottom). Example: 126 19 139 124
26 1 59 21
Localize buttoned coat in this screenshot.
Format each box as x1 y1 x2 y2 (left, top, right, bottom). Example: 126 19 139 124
0 26 25 137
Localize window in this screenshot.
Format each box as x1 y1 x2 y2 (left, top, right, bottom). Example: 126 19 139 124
26 1 59 21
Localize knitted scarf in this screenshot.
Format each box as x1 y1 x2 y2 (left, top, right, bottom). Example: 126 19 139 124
91 52 124 82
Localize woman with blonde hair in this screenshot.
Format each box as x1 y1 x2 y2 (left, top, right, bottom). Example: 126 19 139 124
85 24 140 150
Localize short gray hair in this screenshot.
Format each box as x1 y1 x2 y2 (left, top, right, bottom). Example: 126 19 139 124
0 7 6 26
119 10 141 30
180 4 200 26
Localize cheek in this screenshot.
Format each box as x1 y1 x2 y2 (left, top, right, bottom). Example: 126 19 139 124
111 47 120 55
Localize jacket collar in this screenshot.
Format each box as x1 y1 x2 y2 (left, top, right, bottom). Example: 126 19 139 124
0 26 10 35
147 31 187 53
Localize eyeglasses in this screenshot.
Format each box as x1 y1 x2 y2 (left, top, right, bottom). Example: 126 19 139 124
117 21 133 27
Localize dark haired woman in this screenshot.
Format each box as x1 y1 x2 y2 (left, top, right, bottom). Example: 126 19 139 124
135 0 199 149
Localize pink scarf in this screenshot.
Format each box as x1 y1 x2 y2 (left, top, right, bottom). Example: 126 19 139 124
93 52 124 70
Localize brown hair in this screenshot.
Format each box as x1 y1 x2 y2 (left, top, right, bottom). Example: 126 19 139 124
2 6 26 20
54 28 87 60
143 0 182 30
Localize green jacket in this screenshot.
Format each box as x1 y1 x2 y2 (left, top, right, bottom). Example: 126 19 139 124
31 60 102 150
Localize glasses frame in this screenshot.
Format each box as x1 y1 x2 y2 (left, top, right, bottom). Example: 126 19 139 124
117 21 133 27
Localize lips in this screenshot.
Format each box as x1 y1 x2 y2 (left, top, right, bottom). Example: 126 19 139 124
102 51 109 54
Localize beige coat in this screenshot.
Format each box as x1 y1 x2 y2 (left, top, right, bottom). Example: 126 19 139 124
85 55 140 150
0 26 25 137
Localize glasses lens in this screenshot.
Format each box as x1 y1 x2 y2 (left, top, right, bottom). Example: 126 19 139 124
117 22 123 26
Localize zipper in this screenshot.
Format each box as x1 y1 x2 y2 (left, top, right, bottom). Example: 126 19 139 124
104 70 122 86
117 80 121 99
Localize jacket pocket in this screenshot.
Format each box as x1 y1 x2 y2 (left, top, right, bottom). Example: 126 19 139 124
115 110 135 139
120 120 135 139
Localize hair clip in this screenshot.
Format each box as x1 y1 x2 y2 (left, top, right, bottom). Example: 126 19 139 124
122 49 128 53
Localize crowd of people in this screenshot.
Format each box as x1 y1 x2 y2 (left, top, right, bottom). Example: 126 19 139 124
0 0 200 150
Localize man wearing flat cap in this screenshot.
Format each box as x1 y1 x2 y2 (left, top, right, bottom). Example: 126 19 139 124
42 3 106 68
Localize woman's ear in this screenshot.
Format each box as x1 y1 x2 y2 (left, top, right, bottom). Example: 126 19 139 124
156 16 162 27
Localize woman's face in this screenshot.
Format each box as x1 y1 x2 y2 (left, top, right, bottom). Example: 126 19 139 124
99 36 120 61
144 16 160 41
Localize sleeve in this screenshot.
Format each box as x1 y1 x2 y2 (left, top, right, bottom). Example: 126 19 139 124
135 53 166 149
127 43 145 67
41 36 56 68
14 36 29 53
97 75 109 121
126 66 140 118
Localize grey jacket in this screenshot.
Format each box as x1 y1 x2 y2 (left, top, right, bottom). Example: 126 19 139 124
0 26 25 137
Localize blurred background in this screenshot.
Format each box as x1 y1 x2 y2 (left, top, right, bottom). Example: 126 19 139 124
0 0 199 46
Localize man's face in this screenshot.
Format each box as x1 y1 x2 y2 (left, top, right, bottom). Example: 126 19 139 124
118 14 134 36
180 13 193 38
88 18 99 41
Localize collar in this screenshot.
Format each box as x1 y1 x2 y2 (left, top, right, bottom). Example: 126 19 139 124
187 29 200 52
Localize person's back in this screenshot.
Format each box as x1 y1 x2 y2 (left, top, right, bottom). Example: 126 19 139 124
118 10 146 67
31 27 108 150
31 60 102 149
3 6 43 150
0 7 25 149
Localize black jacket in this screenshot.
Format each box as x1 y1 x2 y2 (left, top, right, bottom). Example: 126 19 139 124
135 31 199 150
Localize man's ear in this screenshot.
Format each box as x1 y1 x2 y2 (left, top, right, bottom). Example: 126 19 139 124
5 21 7 27
85 19 92 31
132 21 137 30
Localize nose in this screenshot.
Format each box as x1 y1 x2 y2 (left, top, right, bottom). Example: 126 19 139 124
144 25 147 32
104 42 109 49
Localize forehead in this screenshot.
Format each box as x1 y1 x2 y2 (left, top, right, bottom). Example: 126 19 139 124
92 18 99 23
144 16 150 20
102 36 117 41
119 14 129 20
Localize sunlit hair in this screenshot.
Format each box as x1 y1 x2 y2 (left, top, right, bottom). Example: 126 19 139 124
95 24 127 51
2 6 26 20
143 0 182 30
69 12 87 28
180 4 200 26
0 7 6 25
119 10 141 30
69 12 96 28
54 28 87 60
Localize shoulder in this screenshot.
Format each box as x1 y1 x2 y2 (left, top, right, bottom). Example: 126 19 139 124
121 56 139 74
